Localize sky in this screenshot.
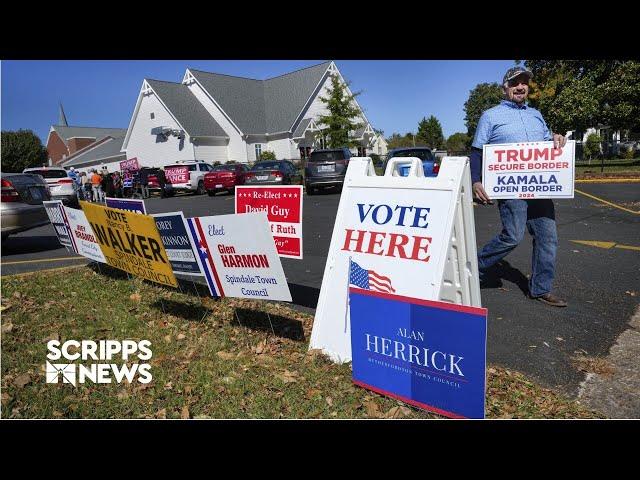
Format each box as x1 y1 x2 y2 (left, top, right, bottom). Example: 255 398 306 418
1 60 516 144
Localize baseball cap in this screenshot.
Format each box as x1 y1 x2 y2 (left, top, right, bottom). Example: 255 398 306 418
503 67 533 84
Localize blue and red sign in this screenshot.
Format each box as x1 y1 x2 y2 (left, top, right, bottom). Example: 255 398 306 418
349 281 487 419
105 197 146 214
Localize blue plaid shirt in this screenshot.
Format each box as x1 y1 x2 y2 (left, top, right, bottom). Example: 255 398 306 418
470 100 553 184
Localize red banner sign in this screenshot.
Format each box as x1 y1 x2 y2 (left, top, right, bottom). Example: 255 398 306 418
165 166 189 184
235 186 303 259
120 158 140 172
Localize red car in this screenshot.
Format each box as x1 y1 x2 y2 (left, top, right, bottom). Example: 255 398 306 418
203 163 249 196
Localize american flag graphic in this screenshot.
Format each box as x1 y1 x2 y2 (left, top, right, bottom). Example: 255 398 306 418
186 217 222 298
349 259 396 294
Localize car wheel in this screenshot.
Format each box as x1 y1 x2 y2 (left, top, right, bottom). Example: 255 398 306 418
195 180 205 195
306 184 315 196
207 190 215 197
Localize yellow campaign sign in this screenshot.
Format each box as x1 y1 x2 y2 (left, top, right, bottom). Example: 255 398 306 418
81 201 178 288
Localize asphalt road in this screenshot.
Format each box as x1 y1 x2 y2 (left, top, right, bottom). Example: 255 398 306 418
2 184 639 397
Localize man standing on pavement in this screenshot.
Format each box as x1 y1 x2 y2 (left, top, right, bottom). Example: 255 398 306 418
470 66 568 307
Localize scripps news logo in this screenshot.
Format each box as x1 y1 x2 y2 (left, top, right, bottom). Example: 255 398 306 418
46 340 152 386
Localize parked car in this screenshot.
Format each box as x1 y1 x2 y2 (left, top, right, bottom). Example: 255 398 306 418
163 161 213 195
304 148 352 195
245 160 302 186
23 166 78 206
1 172 52 241
384 147 439 177
204 163 249 196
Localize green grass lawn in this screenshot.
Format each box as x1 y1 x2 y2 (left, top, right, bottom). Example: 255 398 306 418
1 266 602 419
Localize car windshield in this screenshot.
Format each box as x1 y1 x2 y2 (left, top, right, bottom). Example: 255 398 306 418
26 169 68 179
213 165 236 171
391 150 434 161
308 151 346 162
252 162 280 171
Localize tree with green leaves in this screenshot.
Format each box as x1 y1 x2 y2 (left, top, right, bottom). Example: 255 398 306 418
416 116 445 149
316 74 364 148
259 150 276 161
463 83 503 140
1 130 48 173
524 60 640 133
386 132 415 149
583 133 601 161
446 132 471 153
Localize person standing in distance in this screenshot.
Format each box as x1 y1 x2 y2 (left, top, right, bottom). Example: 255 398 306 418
470 66 568 307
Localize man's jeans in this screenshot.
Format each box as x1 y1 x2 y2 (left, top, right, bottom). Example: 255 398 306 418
478 199 558 297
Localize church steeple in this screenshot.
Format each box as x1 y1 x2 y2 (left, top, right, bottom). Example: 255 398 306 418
58 102 68 126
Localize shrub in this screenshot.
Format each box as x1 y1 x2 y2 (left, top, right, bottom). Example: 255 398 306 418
584 134 602 160
259 150 276 161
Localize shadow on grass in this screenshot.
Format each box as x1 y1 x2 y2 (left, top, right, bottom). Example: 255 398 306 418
234 307 305 341
150 298 211 323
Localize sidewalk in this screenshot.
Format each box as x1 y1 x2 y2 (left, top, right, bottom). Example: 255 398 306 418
578 306 640 418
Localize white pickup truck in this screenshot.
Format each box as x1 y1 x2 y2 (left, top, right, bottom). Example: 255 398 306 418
163 161 213 195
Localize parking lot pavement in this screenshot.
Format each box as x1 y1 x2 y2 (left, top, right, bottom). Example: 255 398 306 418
1 184 638 399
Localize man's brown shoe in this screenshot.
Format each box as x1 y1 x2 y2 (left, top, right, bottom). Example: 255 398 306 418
529 293 568 307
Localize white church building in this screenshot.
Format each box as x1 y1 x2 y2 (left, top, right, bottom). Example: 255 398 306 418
105 61 385 171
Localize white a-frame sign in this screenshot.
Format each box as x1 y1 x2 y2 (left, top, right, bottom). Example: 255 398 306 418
309 157 482 363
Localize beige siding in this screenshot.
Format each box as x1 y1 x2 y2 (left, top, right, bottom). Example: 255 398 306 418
194 138 229 164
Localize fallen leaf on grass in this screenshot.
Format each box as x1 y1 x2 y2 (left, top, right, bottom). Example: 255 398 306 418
14 374 31 389
0 305 10 312
155 408 167 419
53 411 63 418
1 393 10 405
255 340 267 354
164 335 171 344
184 386 193 395
384 406 412 419
305 388 321 400
181 406 190 419
176 333 186 341
164 382 173 391
117 390 129 400
326 397 333 407
364 400 382 418
216 351 235 360
2 322 13 334
12 291 22 299
129 293 142 303
278 370 299 384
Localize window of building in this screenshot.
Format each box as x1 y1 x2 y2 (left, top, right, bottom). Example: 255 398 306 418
150 112 155 119
255 144 262 160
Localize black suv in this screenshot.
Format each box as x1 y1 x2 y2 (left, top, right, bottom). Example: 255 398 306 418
304 148 352 195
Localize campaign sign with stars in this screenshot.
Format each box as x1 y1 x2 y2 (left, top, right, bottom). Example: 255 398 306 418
349 288 487 419
187 212 291 301
482 140 575 200
235 186 303 259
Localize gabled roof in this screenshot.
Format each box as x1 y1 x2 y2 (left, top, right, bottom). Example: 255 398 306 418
146 79 227 138
51 126 126 145
188 61 332 135
61 134 127 168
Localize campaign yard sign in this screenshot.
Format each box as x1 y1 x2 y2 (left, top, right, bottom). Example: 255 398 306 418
482 140 575 200
349 285 487 419
165 166 189 184
81 201 177 288
152 212 203 276
235 186 303 259
105 197 146 214
43 200 75 253
63 206 106 263
187 212 291 301
310 157 481 363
